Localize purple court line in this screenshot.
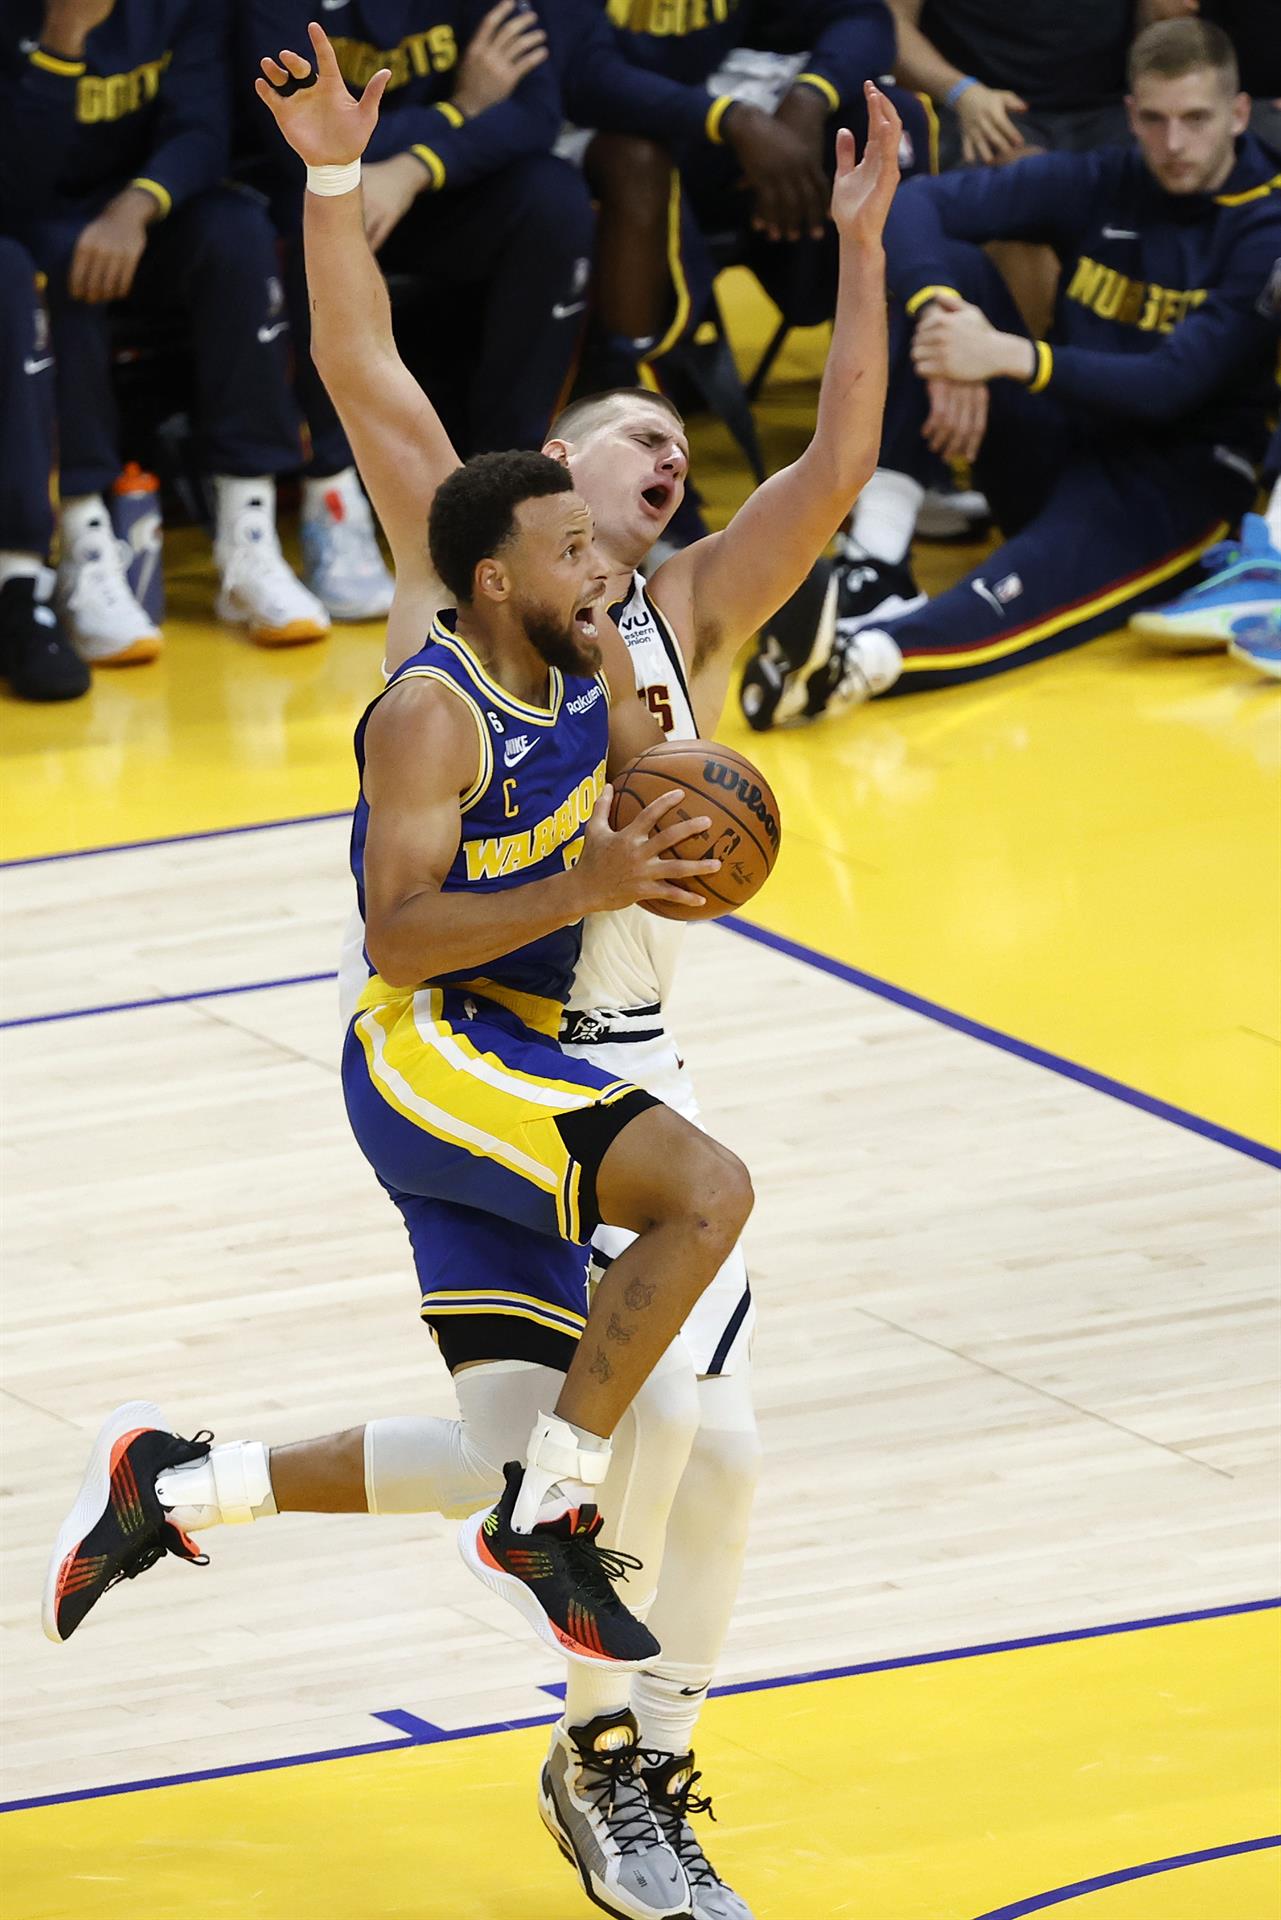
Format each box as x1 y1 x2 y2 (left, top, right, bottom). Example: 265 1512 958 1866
723 915 1281 1173
0 971 337 1031
0 809 349 869
970 1834 1281 1918
2 812 1276 1168
3 1594 1275 1817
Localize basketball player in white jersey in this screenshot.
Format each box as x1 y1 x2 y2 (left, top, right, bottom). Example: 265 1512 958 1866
45 30 900 1920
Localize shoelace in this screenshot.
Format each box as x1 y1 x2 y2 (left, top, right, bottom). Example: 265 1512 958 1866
645 1760 724 1889
559 1533 644 1614
576 1747 666 1854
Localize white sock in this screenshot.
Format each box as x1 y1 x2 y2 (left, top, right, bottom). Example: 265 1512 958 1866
512 1410 611 1532
630 1368 761 1756
0 552 44 588
155 1440 276 1531
1264 479 1281 551
564 1664 634 1730
848 469 924 566
60 494 110 543
212 474 276 542
632 1660 713 1760
302 467 361 512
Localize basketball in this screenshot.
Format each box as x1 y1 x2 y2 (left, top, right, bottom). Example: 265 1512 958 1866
609 741 782 922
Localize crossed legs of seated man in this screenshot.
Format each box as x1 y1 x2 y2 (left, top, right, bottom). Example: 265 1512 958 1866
744 239 1256 723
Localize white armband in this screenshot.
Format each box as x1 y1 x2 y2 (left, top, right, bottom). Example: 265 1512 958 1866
306 159 362 197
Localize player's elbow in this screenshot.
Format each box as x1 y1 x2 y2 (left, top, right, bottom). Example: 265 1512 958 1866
365 919 425 990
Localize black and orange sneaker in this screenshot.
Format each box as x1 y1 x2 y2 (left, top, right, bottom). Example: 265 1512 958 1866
458 1462 660 1669
43 1401 211 1644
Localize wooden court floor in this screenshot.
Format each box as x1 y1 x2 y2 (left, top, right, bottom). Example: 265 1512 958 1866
2 273 1279 1916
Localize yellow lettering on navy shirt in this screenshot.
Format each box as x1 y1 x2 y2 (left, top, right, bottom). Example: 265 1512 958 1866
1066 255 1208 334
329 27 457 93
464 759 606 882
77 53 171 123
607 0 737 32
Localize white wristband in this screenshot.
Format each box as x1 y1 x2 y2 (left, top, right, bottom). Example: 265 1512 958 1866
306 159 362 197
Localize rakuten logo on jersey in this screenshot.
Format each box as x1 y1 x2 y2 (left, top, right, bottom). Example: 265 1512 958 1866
566 685 603 715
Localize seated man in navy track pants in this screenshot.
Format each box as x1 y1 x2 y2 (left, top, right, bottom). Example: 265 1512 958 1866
1 0 333 666
740 16 1281 724
240 1 595 468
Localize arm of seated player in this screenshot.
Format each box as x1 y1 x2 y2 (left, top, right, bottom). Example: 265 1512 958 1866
255 27 462 589
126 0 230 221
887 0 1027 164
886 149 1104 312
362 681 715 985
912 250 1281 425
657 93 898 672
789 0 897 119
361 31 563 190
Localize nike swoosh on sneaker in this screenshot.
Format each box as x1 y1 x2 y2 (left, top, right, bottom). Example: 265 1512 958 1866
24 356 53 374
552 302 587 321
257 322 289 343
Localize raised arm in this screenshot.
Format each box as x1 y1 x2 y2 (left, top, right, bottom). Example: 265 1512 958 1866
255 24 461 660
651 85 899 692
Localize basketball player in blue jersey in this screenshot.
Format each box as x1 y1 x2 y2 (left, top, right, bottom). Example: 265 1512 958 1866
43 29 900 1920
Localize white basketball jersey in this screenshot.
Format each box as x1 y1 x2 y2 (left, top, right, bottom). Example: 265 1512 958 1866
566 572 696 1018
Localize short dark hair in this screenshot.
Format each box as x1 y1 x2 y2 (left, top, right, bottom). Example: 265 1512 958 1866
550 387 685 444
1128 18 1239 92
428 451 574 604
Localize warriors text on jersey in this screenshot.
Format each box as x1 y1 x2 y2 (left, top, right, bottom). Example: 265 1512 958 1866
350 613 611 1012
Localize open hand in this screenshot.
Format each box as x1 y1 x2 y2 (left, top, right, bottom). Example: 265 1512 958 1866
922 377 989 462
453 0 548 117
829 83 903 246
575 786 721 914
67 188 156 304
255 20 389 167
955 83 1027 166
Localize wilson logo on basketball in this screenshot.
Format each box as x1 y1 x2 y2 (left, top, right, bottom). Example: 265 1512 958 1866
702 761 781 848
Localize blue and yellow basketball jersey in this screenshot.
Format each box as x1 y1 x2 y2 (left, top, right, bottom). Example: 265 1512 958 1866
349 613 611 1015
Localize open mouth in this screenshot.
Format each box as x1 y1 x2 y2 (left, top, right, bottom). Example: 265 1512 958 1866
574 605 599 639
641 480 674 516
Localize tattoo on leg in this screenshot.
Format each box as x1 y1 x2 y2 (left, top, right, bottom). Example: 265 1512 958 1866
589 1347 614 1383
606 1313 633 1344
623 1277 656 1312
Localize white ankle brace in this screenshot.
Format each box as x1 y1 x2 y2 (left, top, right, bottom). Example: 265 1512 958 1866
511 1412 611 1531
156 1440 273 1527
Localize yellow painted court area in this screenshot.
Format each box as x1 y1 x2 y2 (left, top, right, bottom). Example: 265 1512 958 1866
5 1610 1278 1920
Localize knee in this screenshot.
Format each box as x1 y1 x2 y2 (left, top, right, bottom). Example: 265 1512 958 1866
0 236 36 285
586 134 673 221
670 1137 754 1256
686 1416 762 1520
629 1355 701 1473
507 156 594 251
180 186 280 276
